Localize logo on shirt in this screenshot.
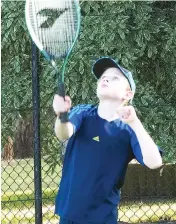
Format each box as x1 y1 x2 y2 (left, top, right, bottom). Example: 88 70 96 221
93 136 100 142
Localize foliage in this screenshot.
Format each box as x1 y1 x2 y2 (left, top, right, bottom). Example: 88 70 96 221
1 1 176 172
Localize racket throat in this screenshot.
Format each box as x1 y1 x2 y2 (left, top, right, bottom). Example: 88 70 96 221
51 60 59 73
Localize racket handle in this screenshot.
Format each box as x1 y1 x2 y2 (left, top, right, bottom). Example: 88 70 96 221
58 81 69 123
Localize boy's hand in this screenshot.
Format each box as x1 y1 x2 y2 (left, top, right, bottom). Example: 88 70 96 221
53 94 72 116
117 105 138 124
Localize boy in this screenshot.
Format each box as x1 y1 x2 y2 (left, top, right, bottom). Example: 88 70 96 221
53 57 162 224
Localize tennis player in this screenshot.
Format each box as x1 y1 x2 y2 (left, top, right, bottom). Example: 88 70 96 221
53 57 163 224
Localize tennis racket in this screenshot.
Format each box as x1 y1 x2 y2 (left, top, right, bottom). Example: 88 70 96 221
25 0 81 123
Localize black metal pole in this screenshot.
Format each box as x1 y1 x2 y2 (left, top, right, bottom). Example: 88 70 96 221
32 41 42 224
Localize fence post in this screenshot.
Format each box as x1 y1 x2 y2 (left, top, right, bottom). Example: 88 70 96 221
32 41 42 224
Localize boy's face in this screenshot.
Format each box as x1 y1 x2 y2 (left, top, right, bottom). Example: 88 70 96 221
96 67 134 102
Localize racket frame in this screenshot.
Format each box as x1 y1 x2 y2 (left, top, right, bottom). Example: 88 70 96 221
25 0 81 122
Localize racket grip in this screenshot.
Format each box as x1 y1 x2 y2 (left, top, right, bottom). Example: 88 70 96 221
58 82 69 123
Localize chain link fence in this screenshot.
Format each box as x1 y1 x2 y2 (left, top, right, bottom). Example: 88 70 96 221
1 1 176 224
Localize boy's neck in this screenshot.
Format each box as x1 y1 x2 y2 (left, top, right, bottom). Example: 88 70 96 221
98 99 123 122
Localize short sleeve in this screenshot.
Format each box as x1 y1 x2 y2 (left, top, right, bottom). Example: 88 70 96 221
130 129 163 166
157 146 163 157
69 104 93 134
130 130 144 165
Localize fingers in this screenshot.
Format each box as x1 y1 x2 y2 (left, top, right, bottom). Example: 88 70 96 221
117 106 133 120
118 109 130 119
117 105 133 113
53 94 72 115
117 105 137 123
64 96 72 111
65 96 72 106
121 110 131 119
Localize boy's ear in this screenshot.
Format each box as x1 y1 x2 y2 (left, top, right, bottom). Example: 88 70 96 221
123 90 134 101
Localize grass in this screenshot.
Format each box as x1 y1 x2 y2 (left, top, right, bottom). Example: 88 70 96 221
1 158 62 194
2 197 176 224
2 159 176 223
1 189 57 209
118 199 176 223
1 158 61 223
1 207 59 224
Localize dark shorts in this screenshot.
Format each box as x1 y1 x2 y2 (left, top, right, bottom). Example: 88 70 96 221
59 217 118 224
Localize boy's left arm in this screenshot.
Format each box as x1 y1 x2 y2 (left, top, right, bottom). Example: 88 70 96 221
117 106 163 169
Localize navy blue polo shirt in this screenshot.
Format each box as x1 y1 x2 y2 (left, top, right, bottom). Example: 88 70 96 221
55 104 158 224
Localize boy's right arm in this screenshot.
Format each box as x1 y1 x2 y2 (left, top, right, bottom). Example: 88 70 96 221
53 94 73 141
54 118 74 141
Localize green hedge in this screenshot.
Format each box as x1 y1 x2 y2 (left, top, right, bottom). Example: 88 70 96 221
1 1 176 172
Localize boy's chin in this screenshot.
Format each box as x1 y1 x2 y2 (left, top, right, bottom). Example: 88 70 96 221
97 93 119 100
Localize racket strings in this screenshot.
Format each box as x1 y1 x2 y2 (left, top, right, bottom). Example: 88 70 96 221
29 0 79 58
